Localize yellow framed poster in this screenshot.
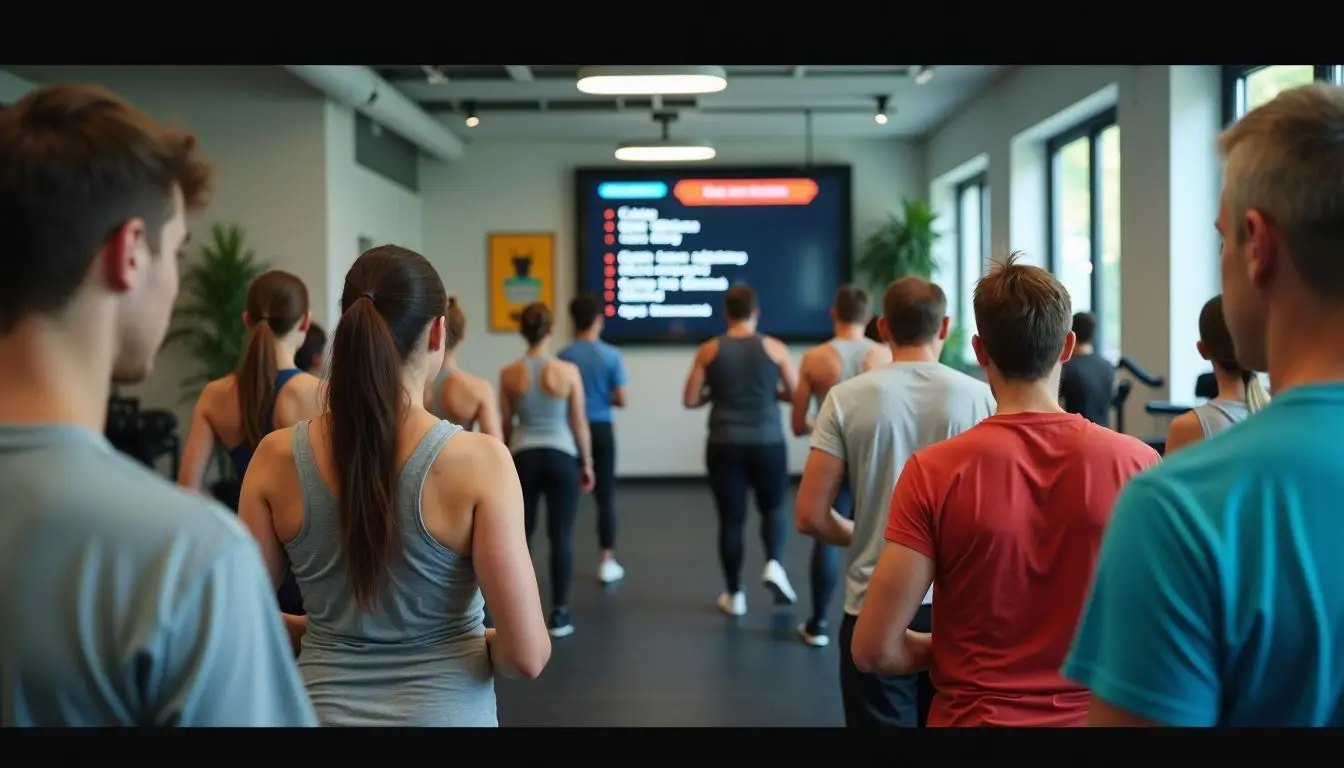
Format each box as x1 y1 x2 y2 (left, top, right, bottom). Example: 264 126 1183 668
488 232 555 333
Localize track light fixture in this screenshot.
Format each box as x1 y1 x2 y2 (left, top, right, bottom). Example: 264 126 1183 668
464 101 479 128
874 95 889 125
912 65 934 85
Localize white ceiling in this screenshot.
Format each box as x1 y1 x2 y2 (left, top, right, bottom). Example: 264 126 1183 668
372 65 1010 142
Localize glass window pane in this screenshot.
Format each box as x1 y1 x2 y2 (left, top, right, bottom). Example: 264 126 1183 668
1051 135 1092 314
1244 65 1316 115
1097 124 1121 363
958 182 982 361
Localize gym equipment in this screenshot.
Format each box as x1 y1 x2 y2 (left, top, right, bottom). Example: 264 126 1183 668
1111 357 1164 436
104 393 180 478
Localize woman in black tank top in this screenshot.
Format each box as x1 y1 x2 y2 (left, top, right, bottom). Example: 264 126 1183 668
682 284 799 617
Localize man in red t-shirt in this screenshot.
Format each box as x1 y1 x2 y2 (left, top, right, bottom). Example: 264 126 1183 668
850 253 1159 727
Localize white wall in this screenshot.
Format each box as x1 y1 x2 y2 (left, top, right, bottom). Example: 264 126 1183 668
323 101 425 326
2 67 426 472
925 66 1222 437
420 139 925 477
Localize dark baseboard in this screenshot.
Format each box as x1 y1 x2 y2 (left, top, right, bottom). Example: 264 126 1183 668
617 474 802 487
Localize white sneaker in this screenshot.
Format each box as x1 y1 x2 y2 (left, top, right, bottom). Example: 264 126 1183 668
717 591 746 616
598 559 625 584
762 560 797 605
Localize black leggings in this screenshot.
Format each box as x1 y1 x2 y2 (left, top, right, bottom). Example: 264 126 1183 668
590 421 618 551
808 479 854 624
705 441 789 593
515 448 581 610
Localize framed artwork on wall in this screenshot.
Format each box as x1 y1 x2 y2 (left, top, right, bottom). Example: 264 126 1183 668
487 232 555 333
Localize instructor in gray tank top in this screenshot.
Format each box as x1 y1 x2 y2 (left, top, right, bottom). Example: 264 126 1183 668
790 284 889 648
1165 294 1271 454
683 283 800 618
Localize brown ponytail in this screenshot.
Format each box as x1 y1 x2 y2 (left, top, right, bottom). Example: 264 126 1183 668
236 270 309 447
328 245 447 610
1199 294 1271 415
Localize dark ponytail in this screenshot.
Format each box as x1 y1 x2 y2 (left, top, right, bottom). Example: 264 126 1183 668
1199 294 1271 414
236 270 309 447
328 245 447 610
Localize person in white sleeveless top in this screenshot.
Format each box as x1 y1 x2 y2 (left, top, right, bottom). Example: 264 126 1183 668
790 284 889 648
1165 294 1271 454
238 245 551 726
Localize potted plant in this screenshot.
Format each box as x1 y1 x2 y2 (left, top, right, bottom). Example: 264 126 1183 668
856 199 973 372
164 223 270 484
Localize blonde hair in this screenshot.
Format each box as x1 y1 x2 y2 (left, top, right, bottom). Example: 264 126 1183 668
1219 83 1344 295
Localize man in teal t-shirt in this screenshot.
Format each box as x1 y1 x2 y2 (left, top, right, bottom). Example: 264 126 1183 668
1064 83 1344 727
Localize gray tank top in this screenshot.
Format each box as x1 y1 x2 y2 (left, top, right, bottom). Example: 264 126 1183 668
508 356 578 457
706 334 785 445
828 338 875 385
1193 398 1251 439
284 419 497 727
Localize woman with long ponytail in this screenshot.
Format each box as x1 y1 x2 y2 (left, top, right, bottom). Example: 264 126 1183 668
1165 294 1271 454
179 269 322 490
237 245 550 727
179 270 322 618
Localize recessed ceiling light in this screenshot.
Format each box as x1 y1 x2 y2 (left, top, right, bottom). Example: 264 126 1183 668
578 66 728 96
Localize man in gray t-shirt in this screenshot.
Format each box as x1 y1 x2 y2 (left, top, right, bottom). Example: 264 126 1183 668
797 277 994 728
0 84 315 727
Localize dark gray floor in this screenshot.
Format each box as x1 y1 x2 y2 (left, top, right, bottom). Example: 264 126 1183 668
497 482 847 727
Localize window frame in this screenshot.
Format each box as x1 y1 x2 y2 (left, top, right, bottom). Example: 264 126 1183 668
953 172 989 336
1221 65 1339 125
1044 107 1117 347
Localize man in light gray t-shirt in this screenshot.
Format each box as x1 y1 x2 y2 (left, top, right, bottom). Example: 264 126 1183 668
0 84 315 727
796 277 994 729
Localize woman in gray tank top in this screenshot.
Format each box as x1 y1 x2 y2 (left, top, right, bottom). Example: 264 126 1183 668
500 302 594 639
683 284 799 617
1165 295 1271 454
237 246 551 726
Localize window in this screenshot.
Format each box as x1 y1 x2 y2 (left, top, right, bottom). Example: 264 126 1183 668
1223 65 1341 123
1046 109 1121 362
954 174 988 361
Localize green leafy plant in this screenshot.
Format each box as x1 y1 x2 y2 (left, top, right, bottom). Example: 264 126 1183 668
856 198 941 291
163 223 269 478
857 199 975 372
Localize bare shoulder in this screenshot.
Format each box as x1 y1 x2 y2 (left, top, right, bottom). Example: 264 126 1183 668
761 335 792 361
436 429 513 487
696 337 719 364
461 369 495 397
255 426 297 462
1164 411 1203 452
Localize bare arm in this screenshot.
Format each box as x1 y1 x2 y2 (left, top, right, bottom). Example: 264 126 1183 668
766 337 797 403
470 436 551 680
796 450 853 546
177 389 217 492
567 367 593 471
851 543 935 675
474 380 503 441
237 430 306 653
1163 412 1203 456
682 343 713 409
611 386 628 409
790 354 815 437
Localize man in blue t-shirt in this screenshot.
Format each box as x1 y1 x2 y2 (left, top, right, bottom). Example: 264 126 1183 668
558 294 630 585
1064 83 1344 727
0 84 316 726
